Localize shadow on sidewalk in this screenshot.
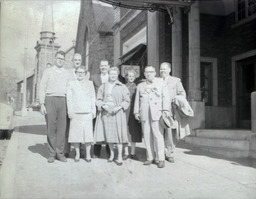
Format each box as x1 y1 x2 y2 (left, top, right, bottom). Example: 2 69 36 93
28 143 48 159
177 140 256 169
15 125 47 135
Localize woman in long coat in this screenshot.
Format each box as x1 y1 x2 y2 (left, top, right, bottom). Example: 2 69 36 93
67 66 96 162
94 67 130 166
123 69 142 160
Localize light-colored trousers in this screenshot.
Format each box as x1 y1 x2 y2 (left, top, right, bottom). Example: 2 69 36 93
141 111 165 161
164 128 176 158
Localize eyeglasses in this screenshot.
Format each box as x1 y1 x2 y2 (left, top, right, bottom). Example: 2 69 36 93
56 57 65 60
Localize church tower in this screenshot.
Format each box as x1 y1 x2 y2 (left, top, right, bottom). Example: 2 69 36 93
33 2 60 103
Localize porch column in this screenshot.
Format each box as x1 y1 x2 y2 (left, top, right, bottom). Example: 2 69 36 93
113 8 121 66
172 7 182 79
147 11 160 75
188 1 205 130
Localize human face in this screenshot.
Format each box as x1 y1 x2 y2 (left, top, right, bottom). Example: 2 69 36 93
55 54 65 68
75 68 86 81
109 70 118 82
127 72 136 83
100 61 110 74
73 54 82 69
144 67 156 82
160 63 171 78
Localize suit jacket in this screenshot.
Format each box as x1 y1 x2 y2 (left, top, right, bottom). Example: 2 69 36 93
164 76 186 101
90 73 102 95
134 78 170 121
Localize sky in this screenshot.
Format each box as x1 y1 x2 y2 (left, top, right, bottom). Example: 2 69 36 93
1 0 81 79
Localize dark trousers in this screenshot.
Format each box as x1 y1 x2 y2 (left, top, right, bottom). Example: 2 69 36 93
94 144 110 157
45 96 67 158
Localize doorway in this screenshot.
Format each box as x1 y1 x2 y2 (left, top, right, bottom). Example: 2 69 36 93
236 56 256 128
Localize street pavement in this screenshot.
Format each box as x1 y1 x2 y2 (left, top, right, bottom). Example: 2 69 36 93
0 111 256 199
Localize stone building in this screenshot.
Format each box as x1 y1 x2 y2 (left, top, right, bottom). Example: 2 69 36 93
103 0 256 158
76 0 114 75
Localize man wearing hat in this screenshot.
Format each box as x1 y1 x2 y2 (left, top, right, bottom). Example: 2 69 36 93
160 62 186 163
134 66 170 168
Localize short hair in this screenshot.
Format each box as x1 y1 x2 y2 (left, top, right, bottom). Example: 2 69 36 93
55 50 65 58
100 60 109 65
144 65 156 72
125 69 137 78
161 62 172 70
108 67 120 75
73 53 81 60
75 66 87 73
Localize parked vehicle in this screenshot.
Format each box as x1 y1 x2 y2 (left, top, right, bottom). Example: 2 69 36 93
0 102 14 139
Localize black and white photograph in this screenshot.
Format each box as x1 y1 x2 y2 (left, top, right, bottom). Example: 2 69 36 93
0 0 256 198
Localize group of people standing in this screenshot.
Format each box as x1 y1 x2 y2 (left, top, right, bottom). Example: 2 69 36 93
40 50 190 168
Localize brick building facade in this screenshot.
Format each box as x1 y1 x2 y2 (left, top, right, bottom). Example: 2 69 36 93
76 0 114 75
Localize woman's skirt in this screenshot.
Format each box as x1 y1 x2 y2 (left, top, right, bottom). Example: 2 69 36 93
68 113 93 143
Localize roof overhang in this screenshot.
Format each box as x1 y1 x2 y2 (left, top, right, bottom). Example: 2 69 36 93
99 0 194 12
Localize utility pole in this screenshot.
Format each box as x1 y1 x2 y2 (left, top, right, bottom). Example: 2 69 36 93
21 1 28 116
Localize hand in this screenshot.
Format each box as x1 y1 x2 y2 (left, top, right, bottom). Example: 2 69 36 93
135 114 140 121
163 110 170 118
40 104 47 115
69 113 74 119
113 106 122 114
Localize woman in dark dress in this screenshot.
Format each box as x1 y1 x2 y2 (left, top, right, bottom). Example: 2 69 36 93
123 69 142 160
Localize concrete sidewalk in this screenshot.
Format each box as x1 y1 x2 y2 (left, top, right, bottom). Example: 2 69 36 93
1 111 256 199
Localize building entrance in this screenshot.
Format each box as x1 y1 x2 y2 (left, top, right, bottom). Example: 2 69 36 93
237 56 256 128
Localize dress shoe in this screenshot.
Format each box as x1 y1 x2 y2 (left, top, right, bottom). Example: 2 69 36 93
64 153 69 158
47 157 55 163
74 158 80 162
130 154 139 160
153 160 160 164
143 160 153 165
107 159 113 163
92 154 99 159
115 161 123 166
123 154 129 160
57 156 67 162
158 161 165 168
166 157 175 163
85 159 91 163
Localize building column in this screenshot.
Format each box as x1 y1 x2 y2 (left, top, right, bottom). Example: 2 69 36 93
147 11 160 75
113 8 121 66
188 1 205 130
172 8 182 79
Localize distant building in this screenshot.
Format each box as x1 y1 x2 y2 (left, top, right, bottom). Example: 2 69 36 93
76 0 114 75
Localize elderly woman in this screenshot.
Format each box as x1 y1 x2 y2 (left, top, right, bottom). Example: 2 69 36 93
123 69 142 160
94 67 130 166
67 66 96 162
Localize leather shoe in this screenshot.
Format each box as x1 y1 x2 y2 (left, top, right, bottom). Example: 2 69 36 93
107 159 113 163
64 153 69 158
130 154 139 160
47 157 55 163
143 160 153 165
57 156 67 162
123 154 129 160
74 158 80 162
92 154 99 159
115 161 123 166
85 159 91 163
166 157 175 163
153 160 160 164
158 161 165 168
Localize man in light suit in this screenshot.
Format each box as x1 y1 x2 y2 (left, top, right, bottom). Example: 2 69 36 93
160 62 186 163
134 66 170 168
90 60 110 158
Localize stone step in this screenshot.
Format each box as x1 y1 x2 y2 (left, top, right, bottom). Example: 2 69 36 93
195 129 252 140
198 146 250 158
185 136 250 151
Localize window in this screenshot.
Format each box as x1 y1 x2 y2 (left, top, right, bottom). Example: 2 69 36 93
201 62 213 106
237 0 256 21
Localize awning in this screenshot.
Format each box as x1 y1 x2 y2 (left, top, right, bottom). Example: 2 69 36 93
116 44 146 66
99 0 192 12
